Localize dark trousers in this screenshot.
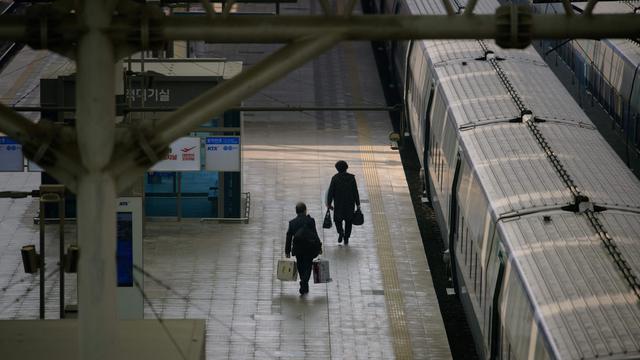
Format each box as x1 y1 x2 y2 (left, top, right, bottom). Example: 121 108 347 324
334 217 353 239
296 254 314 292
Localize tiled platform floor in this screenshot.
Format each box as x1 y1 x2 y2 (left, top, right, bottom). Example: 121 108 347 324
0 11 451 360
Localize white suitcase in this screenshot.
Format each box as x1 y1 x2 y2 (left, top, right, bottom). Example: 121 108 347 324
277 258 298 281
313 258 332 283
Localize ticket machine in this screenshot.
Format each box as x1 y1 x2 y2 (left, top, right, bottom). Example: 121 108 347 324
117 197 143 319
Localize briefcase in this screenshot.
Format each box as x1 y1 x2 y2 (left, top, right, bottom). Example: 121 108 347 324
277 259 298 281
312 258 332 283
353 209 364 226
323 209 332 229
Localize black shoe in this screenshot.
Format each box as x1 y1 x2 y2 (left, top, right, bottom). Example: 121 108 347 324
299 287 309 295
344 237 349 245
338 233 343 243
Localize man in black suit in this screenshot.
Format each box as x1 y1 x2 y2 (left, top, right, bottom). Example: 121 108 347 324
326 160 361 245
285 202 321 295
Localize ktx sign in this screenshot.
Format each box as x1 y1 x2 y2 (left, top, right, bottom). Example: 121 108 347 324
0 136 23 172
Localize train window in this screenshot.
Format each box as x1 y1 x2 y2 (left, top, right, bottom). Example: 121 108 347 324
439 157 443 189
465 228 470 265
484 268 488 307
435 142 439 170
474 252 478 292
464 229 468 265
460 215 464 252
430 136 434 163
424 86 435 128
479 267 483 305
439 152 443 184
469 240 473 278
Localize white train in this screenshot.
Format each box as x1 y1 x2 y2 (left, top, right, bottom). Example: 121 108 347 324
536 1 640 161
367 0 640 358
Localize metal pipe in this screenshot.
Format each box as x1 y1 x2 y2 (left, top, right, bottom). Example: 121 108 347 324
3 13 640 43
464 0 478 15
154 14 640 42
343 0 358 16
562 0 575 15
319 0 332 15
59 195 65 319
0 102 40 144
199 0 215 18
75 0 117 357
441 0 455 16
0 104 81 191
583 0 598 15
155 15 497 41
39 199 45 320
0 17 27 40
9 105 400 112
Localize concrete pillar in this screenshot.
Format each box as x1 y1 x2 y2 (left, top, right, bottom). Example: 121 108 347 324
76 173 117 359
75 0 117 358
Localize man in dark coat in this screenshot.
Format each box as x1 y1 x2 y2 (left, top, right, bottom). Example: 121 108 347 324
326 160 360 245
285 202 321 295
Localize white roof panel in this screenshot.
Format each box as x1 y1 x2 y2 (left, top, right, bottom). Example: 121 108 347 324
460 124 573 216
501 211 640 360
539 124 640 210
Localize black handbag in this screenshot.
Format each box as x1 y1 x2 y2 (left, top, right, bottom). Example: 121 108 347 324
353 209 364 226
323 209 332 229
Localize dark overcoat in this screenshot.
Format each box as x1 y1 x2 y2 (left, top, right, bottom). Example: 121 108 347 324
285 215 320 257
326 172 360 220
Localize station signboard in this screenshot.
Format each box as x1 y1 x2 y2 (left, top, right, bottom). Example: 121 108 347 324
205 136 240 172
0 136 23 172
150 137 201 172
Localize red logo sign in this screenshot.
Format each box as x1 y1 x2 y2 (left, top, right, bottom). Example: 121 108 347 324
181 146 197 153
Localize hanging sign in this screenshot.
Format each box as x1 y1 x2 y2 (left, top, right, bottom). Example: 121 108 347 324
0 136 24 172
205 136 240 172
150 137 201 172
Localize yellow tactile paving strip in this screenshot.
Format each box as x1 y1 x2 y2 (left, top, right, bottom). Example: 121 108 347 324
343 42 414 360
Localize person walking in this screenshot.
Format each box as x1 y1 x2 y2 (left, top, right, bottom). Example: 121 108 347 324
285 202 321 295
326 160 361 245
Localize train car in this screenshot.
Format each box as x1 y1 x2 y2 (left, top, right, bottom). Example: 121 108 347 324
535 2 640 156
385 0 640 358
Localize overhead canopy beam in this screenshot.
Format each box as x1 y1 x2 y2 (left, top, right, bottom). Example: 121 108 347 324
0 103 83 190
150 14 640 41
1 11 640 49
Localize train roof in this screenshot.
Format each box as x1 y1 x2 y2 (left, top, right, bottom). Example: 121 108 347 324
542 2 640 67
430 41 640 214
500 210 640 359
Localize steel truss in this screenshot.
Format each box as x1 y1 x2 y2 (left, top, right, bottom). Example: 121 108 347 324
0 0 638 358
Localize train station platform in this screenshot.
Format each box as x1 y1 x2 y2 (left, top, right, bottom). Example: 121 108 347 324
0 8 451 360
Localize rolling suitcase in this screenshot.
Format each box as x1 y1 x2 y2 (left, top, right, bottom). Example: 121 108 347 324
277 258 298 281
312 257 332 283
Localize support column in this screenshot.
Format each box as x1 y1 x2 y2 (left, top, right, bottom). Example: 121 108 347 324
75 0 117 358
76 173 117 358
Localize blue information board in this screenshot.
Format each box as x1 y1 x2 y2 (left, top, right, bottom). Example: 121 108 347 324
0 136 23 172
205 136 241 171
